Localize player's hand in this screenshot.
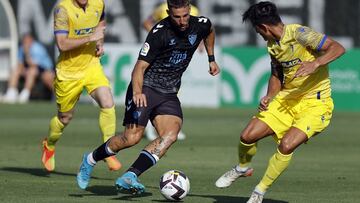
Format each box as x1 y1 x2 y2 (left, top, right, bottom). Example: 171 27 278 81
90 25 106 42
209 61 220 76
96 44 104 57
258 95 271 112
294 61 320 78
133 92 147 108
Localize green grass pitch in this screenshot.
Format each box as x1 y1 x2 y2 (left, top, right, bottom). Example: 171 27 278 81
0 102 359 203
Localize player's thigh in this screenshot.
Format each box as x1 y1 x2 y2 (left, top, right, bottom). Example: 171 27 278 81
151 94 183 138
54 77 84 112
293 98 334 138
90 86 114 108
256 97 294 144
240 117 274 143
84 65 110 94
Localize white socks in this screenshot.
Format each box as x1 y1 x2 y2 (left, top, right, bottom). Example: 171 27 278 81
87 153 97 166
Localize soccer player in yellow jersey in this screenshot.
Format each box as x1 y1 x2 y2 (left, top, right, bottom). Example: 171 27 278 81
215 2 345 203
41 0 121 172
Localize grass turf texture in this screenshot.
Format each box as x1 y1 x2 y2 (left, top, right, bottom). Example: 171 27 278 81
0 102 359 203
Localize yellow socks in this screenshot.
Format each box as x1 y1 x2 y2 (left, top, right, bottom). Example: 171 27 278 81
47 116 65 150
99 106 116 142
46 106 115 151
257 149 293 193
238 140 257 168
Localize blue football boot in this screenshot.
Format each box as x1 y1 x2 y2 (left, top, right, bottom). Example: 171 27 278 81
115 171 145 194
76 153 94 189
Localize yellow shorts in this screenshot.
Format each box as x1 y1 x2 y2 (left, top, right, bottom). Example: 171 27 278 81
54 64 110 112
256 96 334 143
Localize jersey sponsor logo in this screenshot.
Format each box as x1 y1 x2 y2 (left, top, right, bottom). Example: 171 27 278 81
132 111 142 119
169 38 176 46
188 34 197 45
169 51 187 64
74 27 95 35
140 42 150 56
281 58 302 68
153 24 164 33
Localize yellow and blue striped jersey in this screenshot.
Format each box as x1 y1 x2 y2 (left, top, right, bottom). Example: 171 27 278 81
152 2 199 22
268 24 330 99
54 0 104 80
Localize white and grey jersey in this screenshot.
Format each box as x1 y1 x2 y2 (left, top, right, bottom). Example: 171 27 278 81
138 16 212 94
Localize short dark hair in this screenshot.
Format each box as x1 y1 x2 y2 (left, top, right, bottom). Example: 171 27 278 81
167 0 190 9
242 1 282 26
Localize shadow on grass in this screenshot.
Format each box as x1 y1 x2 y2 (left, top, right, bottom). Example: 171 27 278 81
111 192 153 201
0 167 112 180
69 185 152 200
183 194 289 203
69 185 118 197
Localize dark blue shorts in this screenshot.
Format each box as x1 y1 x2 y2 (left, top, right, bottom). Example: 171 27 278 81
122 83 183 127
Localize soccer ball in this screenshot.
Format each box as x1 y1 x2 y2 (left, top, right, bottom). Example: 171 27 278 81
159 170 190 201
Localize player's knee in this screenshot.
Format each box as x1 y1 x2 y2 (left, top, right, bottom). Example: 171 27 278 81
278 142 294 154
108 135 124 152
167 133 178 143
240 132 256 144
157 133 177 150
58 114 73 125
101 102 114 109
27 66 39 76
97 98 114 109
121 131 142 147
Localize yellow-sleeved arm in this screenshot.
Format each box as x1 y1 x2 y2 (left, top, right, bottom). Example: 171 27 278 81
294 26 326 52
54 5 69 34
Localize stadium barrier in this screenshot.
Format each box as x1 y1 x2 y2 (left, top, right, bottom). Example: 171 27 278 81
103 45 360 111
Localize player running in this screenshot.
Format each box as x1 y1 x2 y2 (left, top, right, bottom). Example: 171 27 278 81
41 0 121 172
76 0 220 194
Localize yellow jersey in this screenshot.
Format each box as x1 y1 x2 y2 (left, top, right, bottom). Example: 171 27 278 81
152 2 199 22
54 0 104 80
268 24 331 100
